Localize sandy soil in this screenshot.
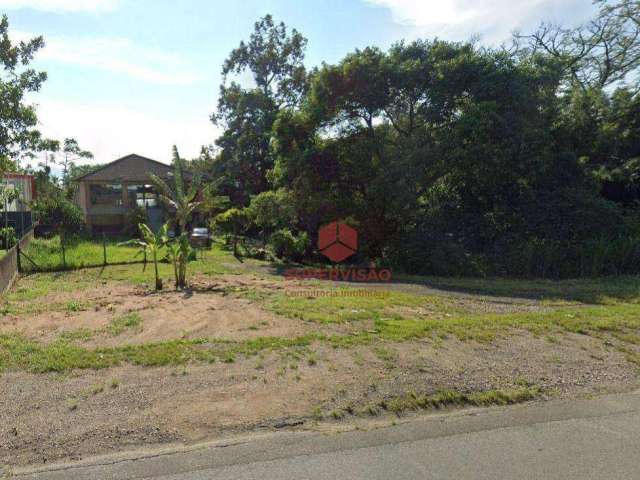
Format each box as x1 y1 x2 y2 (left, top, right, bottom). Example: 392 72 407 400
1 274 639 468
1 333 638 467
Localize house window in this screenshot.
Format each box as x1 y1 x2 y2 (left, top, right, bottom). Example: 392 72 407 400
90 183 123 207
127 184 158 208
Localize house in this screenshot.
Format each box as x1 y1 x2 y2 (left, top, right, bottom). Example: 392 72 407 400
74 154 191 235
1 173 35 238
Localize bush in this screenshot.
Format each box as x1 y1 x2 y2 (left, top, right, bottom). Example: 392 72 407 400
246 189 296 241
33 195 85 240
123 206 147 238
0 226 16 250
269 228 310 261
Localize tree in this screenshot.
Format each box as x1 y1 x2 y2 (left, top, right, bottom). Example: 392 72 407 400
518 0 640 91
149 146 201 234
213 207 249 256
149 146 201 289
0 15 48 166
211 15 308 204
60 138 93 186
245 189 296 243
32 194 85 266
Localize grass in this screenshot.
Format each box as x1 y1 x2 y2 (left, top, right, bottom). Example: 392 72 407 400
269 289 454 324
4 295 640 374
318 386 541 420
4 238 640 372
0 333 324 373
107 312 142 336
22 236 143 272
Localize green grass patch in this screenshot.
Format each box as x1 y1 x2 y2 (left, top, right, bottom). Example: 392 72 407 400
22 236 144 272
0 333 323 373
268 289 452 324
107 312 142 336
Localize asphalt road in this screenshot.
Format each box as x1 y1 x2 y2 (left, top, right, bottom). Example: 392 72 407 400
14 390 640 480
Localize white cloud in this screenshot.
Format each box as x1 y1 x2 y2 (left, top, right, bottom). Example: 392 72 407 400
13 31 202 85
31 99 220 167
0 0 119 12
364 0 594 44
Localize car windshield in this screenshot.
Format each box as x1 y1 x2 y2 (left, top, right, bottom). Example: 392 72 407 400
192 228 208 235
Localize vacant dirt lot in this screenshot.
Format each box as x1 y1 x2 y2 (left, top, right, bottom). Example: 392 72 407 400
1 267 639 468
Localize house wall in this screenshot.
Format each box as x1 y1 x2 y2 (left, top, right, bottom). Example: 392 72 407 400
77 179 169 235
2 174 35 212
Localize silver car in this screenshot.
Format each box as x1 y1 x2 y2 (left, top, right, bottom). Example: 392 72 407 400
190 227 212 247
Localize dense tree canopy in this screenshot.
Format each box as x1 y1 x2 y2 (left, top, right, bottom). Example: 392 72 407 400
211 15 308 204
201 2 640 277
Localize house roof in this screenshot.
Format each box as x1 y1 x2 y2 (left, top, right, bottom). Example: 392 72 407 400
73 154 191 183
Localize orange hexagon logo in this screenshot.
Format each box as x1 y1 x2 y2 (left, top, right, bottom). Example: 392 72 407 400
318 222 357 262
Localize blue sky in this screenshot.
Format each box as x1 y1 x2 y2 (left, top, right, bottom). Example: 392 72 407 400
1 0 597 167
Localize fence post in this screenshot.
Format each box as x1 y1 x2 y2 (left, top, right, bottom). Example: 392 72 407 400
103 233 107 266
16 243 21 273
61 235 66 269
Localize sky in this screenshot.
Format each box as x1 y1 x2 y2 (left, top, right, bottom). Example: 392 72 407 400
1 0 599 169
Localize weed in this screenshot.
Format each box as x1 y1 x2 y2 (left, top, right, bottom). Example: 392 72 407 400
90 384 104 395
311 407 323 420
107 312 142 336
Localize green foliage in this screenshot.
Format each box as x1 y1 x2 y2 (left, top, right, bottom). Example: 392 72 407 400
0 15 48 160
211 15 308 204
164 233 193 289
123 206 148 238
200 7 640 278
0 226 16 250
32 194 85 239
149 146 201 233
245 189 296 238
121 223 167 290
269 228 309 261
213 207 249 255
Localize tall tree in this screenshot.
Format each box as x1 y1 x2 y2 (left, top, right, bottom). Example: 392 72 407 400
60 137 93 185
0 15 47 172
519 0 640 91
211 15 308 204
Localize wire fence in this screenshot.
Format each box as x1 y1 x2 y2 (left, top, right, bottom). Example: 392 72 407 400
18 235 147 273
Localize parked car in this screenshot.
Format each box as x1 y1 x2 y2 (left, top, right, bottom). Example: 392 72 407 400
190 227 212 247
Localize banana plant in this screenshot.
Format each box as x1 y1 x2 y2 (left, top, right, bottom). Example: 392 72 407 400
149 146 201 235
121 223 167 291
164 232 193 289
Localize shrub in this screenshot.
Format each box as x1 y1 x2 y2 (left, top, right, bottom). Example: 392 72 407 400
0 226 16 250
269 228 310 261
123 206 147 238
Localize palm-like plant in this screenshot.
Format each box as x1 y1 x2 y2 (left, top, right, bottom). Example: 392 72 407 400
163 234 193 289
122 223 167 291
149 146 201 234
